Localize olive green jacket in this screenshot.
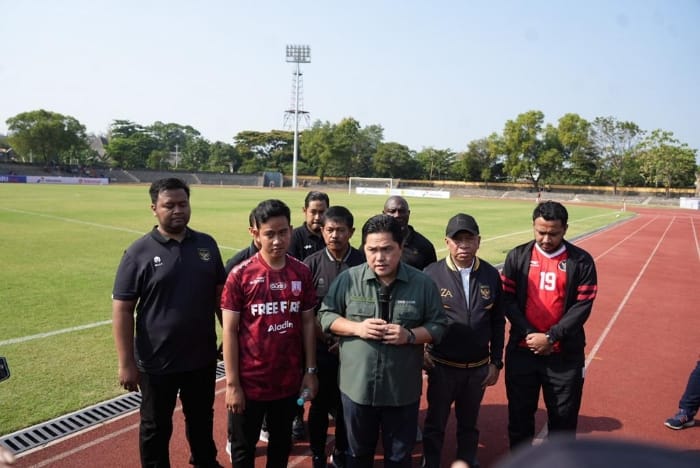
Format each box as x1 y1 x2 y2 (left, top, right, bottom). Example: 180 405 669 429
319 262 447 406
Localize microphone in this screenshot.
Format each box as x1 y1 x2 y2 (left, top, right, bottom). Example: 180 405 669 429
378 284 391 322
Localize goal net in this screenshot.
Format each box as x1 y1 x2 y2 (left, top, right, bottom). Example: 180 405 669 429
348 177 399 195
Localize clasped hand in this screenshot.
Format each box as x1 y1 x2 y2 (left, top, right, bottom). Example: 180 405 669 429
357 318 408 345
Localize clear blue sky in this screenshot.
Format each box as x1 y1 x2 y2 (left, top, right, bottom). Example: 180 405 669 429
2 0 699 156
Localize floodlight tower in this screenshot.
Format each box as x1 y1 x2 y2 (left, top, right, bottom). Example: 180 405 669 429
284 44 311 188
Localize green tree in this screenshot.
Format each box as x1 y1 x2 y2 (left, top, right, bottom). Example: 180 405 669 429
373 142 419 179
590 116 644 194
180 137 211 170
149 121 201 154
327 118 362 178
105 120 158 169
415 147 455 180
556 114 599 184
234 130 293 174
6 109 89 164
637 130 697 196
208 141 240 173
502 110 561 189
300 120 334 181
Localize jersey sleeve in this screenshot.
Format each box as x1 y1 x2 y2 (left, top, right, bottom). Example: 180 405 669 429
112 250 141 301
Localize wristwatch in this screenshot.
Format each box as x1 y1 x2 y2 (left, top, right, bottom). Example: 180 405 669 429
405 328 416 345
491 360 504 370
305 367 318 375
545 334 555 345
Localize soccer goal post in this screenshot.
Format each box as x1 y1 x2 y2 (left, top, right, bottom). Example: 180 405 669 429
348 177 399 195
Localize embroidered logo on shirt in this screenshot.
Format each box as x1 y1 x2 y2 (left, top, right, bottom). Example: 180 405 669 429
558 260 567 272
440 288 453 298
291 281 302 296
249 276 265 285
198 248 211 261
480 285 491 300
270 282 286 290
153 256 163 267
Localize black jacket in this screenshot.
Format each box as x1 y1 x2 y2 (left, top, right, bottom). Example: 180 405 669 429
401 225 437 270
424 255 505 365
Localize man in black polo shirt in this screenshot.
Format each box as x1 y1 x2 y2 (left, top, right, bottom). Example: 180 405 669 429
288 190 330 440
383 195 437 270
112 178 226 468
288 191 329 261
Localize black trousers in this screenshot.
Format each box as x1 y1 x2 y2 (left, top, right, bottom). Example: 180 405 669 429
228 395 298 468
505 348 584 449
341 393 418 468
308 360 347 458
422 363 488 468
139 363 218 468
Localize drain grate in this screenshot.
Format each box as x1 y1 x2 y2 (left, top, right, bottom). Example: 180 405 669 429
0 361 226 456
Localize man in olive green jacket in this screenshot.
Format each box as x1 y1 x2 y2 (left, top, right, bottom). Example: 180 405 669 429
319 214 447 468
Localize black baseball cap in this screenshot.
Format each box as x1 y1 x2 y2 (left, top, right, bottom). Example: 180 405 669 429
446 213 480 237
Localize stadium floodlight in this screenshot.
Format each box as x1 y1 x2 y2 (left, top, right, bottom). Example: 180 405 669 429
285 44 311 188
286 45 311 64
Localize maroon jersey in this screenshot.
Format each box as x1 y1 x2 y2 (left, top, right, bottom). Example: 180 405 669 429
524 244 568 352
221 252 316 400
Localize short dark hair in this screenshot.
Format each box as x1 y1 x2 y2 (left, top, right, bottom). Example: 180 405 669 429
304 191 330 208
149 178 190 203
361 214 403 245
253 199 291 226
324 206 354 228
383 195 409 212
248 208 256 228
533 200 568 225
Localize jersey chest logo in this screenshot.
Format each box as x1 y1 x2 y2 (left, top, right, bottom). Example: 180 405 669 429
198 248 211 261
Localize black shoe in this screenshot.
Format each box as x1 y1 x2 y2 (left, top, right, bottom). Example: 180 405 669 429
330 449 346 468
292 415 306 440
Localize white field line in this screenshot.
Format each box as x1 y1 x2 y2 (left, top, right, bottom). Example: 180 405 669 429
0 321 113 346
1 207 243 346
0 207 239 251
534 215 674 443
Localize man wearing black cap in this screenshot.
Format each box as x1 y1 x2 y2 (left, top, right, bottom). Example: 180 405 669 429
422 214 505 468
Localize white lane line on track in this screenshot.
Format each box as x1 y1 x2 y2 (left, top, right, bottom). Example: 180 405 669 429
583 216 659 261
692 216 700 262
586 215 673 367
534 214 674 444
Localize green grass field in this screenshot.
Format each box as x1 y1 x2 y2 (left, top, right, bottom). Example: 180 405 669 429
0 183 632 434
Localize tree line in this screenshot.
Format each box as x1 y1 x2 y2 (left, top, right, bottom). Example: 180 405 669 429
2 109 697 194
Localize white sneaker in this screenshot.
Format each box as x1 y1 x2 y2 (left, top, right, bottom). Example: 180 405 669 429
226 441 231 456
259 429 270 443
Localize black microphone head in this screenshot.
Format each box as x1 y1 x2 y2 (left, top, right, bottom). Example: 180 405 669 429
378 284 391 303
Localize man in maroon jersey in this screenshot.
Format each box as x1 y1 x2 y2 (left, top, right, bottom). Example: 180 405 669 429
221 199 319 467
501 201 597 449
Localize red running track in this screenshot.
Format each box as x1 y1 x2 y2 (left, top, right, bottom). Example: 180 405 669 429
12 206 700 467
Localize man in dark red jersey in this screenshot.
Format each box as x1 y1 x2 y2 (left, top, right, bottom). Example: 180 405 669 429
221 199 319 467
501 201 597 449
